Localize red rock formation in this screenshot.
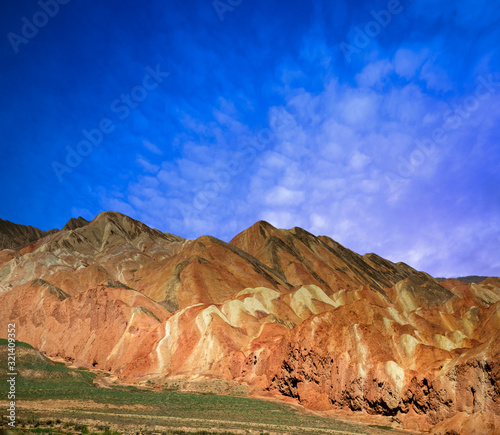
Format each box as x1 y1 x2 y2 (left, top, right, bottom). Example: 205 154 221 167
230 221 417 294
1 211 499 433
0 279 169 371
238 284 500 432
132 234 293 310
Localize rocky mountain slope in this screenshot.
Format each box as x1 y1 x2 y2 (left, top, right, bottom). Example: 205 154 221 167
231 220 417 295
0 216 90 251
0 211 498 434
61 216 89 231
0 218 58 250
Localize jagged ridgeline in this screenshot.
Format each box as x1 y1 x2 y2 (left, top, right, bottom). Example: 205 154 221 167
1 211 499 434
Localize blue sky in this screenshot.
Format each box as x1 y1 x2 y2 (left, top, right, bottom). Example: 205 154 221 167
1 0 499 277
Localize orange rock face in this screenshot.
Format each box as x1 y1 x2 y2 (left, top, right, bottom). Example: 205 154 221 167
239 285 500 432
1 211 499 433
0 279 169 371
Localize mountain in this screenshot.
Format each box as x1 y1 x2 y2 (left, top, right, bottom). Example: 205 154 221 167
0 211 290 310
0 215 89 252
0 211 499 434
0 211 186 296
131 234 293 311
230 220 417 295
61 216 89 231
0 218 58 250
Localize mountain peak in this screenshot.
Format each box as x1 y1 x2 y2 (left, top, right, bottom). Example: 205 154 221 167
231 220 277 242
250 220 277 233
256 220 275 228
91 210 129 224
62 216 89 231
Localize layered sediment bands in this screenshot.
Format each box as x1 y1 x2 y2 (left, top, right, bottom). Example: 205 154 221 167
121 284 337 380
0 212 293 311
0 211 186 295
0 212 499 433
0 279 169 371
239 283 500 432
132 235 293 310
230 221 417 295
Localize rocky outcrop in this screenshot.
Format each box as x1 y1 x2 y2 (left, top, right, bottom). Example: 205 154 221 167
240 283 500 432
61 216 89 231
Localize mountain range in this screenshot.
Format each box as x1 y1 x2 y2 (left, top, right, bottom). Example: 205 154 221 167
1 211 498 434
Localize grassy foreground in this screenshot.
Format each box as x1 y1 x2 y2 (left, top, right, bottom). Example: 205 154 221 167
0 339 409 435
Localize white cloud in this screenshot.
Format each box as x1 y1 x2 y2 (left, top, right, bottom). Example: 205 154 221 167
350 151 372 170
260 210 297 229
355 60 393 87
419 60 453 91
137 156 160 174
310 213 327 233
143 140 163 155
265 186 305 206
393 49 426 79
100 56 500 276
340 89 380 129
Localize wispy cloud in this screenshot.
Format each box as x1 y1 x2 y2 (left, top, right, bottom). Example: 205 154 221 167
108 44 500 276
2 0 500 276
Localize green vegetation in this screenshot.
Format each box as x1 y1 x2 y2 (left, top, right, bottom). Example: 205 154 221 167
8 430 242 435
0 340 378 434
0 338 98 401
0 338 34 349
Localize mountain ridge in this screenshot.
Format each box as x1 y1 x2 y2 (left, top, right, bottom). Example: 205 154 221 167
0 210 499 434
0 218 59 251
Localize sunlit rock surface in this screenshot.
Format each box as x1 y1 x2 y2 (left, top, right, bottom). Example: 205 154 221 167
1 211 499 433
